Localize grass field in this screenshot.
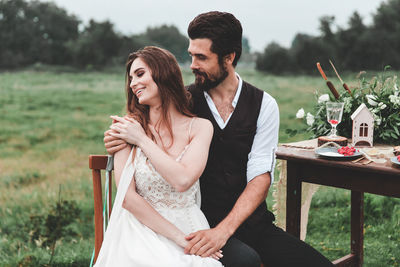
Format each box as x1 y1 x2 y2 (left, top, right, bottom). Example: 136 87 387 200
0 67 399 266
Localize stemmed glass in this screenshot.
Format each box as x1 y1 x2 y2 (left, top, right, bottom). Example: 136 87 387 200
326 102 344 138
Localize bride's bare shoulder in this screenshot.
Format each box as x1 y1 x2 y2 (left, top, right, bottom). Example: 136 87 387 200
191 117 213 136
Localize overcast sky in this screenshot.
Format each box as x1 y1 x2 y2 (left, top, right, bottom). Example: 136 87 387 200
41 0 385 52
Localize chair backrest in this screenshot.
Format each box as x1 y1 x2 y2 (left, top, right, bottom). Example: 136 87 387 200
89 155 113 263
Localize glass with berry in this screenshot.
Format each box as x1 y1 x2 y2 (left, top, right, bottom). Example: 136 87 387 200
326 102 344 138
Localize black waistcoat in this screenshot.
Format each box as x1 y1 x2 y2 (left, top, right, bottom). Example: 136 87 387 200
189 81 274 235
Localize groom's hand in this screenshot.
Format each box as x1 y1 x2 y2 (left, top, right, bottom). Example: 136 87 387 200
104 129 127 154
184 227 230 257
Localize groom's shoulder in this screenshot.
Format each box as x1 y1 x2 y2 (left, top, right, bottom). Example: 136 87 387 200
242 79 276 103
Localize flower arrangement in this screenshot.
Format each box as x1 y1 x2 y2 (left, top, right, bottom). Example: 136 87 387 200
291 69 400 145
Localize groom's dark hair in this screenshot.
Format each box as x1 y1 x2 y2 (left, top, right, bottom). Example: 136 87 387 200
188 11 242 67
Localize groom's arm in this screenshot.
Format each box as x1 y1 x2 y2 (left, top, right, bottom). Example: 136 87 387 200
184 173 270 257
104 129 127 154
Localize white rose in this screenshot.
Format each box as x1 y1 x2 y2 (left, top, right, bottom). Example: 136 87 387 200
379 103 387 110
318 94 330 104
306 112 315 126
296 108 305 119
389 95 400 105
366 94 378 106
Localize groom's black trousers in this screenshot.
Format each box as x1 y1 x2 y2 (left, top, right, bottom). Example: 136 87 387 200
220 223 334 267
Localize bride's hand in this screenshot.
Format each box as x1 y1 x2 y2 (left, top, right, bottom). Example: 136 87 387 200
174 233 189 248
109 115 147 146
210 250 223 261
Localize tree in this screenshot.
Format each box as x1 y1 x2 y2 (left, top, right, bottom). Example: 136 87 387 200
71 19 122 68
336 12 369 70
143 25 189 63
370 0 400 68
242 36 251 54
256 42 292 74
319 15 335 43
0 0 80 68
290 33 331 74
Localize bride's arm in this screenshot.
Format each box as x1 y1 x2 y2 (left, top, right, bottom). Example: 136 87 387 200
122 180 188 247
138 118 213 192
113 146 188 248
113 145 131 187
110 116 213 192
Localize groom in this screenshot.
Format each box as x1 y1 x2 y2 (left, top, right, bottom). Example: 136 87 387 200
105 11 333 267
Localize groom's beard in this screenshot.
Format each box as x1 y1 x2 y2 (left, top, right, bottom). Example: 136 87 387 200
192 63 228 92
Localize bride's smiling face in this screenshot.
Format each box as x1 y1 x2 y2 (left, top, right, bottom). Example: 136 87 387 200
129 58 161 106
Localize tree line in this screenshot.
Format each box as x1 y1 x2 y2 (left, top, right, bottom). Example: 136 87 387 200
0 0 252 70
256 0 400 74
2 0 399 72
0 0 190 69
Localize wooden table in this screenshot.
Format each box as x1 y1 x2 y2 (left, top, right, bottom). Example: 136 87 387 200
276 145 400 267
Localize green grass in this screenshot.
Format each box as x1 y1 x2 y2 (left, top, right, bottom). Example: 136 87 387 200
0 68 399 266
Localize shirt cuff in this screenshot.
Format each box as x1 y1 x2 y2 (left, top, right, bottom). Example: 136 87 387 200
246 149 276 184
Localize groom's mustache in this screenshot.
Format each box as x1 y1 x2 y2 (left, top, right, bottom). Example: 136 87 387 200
192 69 209 79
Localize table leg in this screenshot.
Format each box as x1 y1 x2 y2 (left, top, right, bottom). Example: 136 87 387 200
351 191 364 267
286 162 301 238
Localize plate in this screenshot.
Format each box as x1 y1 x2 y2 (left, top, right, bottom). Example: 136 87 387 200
315 147 362 160
391 157 400 166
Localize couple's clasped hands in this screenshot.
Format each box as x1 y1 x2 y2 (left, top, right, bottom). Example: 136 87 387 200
184 226 229 260
104 115 145 153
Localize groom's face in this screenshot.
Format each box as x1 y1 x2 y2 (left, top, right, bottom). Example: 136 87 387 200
188 38 228 91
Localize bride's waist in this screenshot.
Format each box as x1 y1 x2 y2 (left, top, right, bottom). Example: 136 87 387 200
141 194 197 210
151 201 198 211
155 204 201 218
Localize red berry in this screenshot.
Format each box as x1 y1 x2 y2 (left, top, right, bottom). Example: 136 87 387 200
338 146 355 156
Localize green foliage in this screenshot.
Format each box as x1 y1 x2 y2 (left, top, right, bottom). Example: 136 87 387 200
28 190 81 265
70 19 121 68
256 42 292 74
294 70 400 145
1 171 44 188
256 0 400 73
0 0 191 70
0 0 80 68
306 188 400 265
29 200 81 248
242 36 251 54
142 25 190 63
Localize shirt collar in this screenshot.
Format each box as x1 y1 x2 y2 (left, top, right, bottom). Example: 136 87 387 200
203 73 242 108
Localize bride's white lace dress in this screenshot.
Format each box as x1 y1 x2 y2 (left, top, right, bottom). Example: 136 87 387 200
94 146 223 267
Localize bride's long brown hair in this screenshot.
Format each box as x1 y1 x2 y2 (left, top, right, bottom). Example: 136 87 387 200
125 46 193 150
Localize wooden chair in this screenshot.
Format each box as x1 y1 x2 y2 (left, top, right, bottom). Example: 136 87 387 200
89 155 113 263
89 154 266 266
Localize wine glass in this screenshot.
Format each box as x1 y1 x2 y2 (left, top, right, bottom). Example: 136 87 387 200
326 102 344 138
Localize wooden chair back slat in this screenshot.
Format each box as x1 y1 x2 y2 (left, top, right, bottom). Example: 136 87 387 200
89 155 113 263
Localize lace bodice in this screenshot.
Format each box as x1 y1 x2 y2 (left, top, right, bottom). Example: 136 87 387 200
134 147 200 210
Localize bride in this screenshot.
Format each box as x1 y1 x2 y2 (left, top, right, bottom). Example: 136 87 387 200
94 46 223 267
